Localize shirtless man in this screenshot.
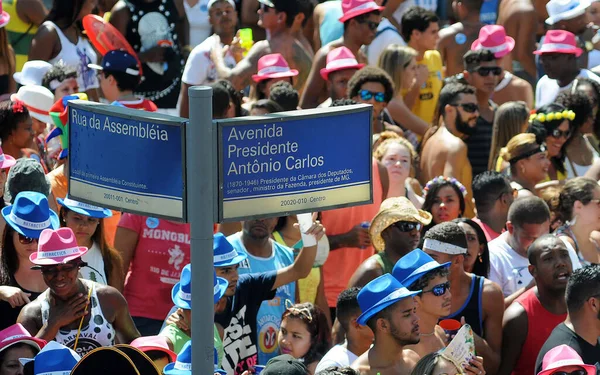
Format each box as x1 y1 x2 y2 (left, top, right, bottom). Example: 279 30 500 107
437 0 484 77
471 25 534 108
351 274 421 375
497 0 537 85
299 0 382 108
393 249 452 357
419 82 477 218
423 222 504 375
211 0 313 94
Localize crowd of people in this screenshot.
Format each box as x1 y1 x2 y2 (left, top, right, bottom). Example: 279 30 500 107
0 0 598 374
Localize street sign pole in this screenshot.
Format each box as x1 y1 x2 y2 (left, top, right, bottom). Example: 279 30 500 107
187 86 214 375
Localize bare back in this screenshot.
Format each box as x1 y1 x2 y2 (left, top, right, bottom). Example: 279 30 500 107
438 22 483 77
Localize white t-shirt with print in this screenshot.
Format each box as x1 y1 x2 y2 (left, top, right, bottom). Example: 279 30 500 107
535 69 600 108
181 34 237 86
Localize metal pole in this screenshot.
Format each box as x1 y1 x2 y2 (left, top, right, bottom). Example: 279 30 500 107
187 86 214 375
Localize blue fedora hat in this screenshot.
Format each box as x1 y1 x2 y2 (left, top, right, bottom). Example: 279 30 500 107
2 191 59 238
163 340 191 375
214 270 228 304
392 249 451 288
20 341 81 375
213 233 247 267
356 274 420 326
172 264 191 310
57 195 112 219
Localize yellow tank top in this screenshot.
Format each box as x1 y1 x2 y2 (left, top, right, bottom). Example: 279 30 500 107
272 231 320 304
5 0 39 72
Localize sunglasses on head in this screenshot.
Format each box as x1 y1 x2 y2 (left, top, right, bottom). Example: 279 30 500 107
472 66 502 77
421 281 450 296
359 89 386 103
357 19 380 31
550 128 571 139
551 370 588 375
393 221 422 232
18 234 38 245
450 103 479 113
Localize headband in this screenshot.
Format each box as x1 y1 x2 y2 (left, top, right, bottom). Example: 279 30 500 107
423 239 467 255
509 143 547 164
529 110 576 123
423 176 468 198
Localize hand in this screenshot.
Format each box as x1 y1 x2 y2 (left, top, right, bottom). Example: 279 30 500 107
139 46 167 63
463 356 485 375
47 292 89 328
415 65 429 88
0 286 31 308
225 30 245 63
167 310 190 335
345 224 371 249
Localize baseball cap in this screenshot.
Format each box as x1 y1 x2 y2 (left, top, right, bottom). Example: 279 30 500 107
89 49 140 76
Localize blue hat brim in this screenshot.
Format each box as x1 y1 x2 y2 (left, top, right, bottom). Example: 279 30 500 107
215 369 227 375
356 289 421 326
2 206 60 238
400 261 451 289
214 277 228 304
57 198 113 219
171 282 191 310
214 252 247 267
163 362 190 375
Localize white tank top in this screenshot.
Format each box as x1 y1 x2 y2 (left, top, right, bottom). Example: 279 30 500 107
44 21 100 92
184 0 211 47
41 280 115 357
80 242 108 285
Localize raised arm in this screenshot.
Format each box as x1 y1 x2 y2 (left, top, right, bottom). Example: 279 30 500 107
299 48 328 109
211 38 266 90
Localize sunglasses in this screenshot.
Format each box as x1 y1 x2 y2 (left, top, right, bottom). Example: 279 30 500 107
32 262 84 277
393 221 422 232
18 234 38 245
550 128 572 139
472 66 502 76
359 89 386 103
450 103 479 113
422 281 450 296
357 19 380 31
551 371 588 375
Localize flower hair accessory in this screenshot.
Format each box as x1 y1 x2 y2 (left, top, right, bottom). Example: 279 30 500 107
284 299 313 322
529 110 575 123
12 99 24 113
423 176 468 198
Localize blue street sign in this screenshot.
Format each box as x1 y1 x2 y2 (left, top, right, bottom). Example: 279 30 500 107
216 104 373 221
68 101 187 221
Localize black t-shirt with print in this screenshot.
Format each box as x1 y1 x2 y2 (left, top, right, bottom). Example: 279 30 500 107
535 323 600 371
215 271 277 375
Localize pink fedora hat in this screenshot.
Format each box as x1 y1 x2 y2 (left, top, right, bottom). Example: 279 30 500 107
320 47 365 80
30 227 88 266
130 336 177 362
339 0 384 23
251 53 299 83
538 345 596 375
534 30 582 57
0 145 16 169
0 324 46 353
471 25 515 58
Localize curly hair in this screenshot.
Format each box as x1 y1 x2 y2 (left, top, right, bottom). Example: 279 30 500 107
527 103 570 174
41 61 78 93
347 66 395 104
555 91 593 146
573 78 600 139
407 267 448 291
0 100 31 143
557 177 599 223
281 302 331 365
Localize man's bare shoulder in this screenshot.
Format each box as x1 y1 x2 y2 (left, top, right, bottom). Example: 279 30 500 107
508 74 533 90
351 351 370 374
404 348 421 364
501 0 535 18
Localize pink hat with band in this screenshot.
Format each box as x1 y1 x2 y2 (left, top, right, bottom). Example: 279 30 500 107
0 324 46 354
0 146 16 169
471 25 515 58
534 30 583 57
30 227 88 266
251 54 299 83
320 47 365 80
538 345 596 375
339 0 384 23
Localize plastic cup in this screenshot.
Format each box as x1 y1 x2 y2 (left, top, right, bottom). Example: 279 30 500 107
254 365 265 374
297 213 317 247
439 319 461 342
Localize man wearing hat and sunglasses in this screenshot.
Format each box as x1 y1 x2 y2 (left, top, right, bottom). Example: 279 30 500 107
423 222 504 374
300 0 382 109
348 197 432 288
211 0 312 95
351 274 422 374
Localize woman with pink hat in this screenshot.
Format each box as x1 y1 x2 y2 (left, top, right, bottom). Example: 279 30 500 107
0 323 46 375
17 227 140 356
537 345 596 375
248 53 298 105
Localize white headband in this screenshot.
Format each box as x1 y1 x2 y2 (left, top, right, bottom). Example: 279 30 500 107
423 239 467 255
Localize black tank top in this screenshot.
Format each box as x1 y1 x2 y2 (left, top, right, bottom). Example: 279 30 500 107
0 275 42 330
441 275 485 337
124 0 184 109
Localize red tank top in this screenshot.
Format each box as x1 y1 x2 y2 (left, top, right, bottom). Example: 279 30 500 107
512 289 566 375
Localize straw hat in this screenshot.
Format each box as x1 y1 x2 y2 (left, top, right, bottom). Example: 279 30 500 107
370 197 432 251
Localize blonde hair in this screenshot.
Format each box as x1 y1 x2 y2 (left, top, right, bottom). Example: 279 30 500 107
499 133 541 177
488 101 530 170
378 45 418 96
374 136 417 161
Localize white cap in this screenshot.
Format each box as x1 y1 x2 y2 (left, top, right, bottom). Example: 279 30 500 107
207 0 236 8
